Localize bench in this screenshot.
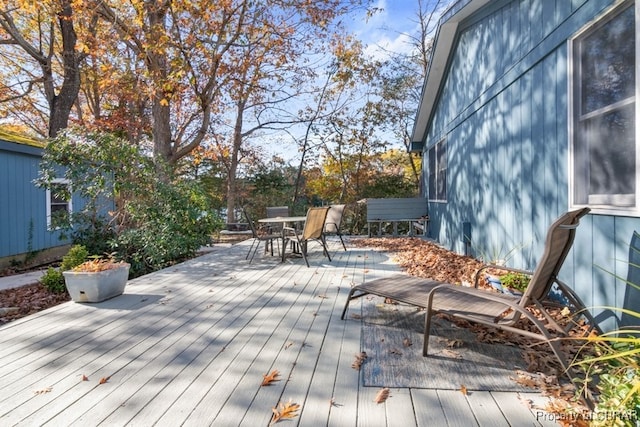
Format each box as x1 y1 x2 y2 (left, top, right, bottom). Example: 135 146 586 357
366 198 429 237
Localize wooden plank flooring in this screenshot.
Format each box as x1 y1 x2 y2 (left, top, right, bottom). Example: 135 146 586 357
0 238 556 426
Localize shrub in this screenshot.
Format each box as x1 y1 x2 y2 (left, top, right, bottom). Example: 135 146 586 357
36 130 224 279
499 272 530 293
40 245 88 293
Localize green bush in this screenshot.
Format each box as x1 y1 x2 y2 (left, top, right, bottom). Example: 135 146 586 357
37 130 224 279
499 272 530 292
40 245 89 293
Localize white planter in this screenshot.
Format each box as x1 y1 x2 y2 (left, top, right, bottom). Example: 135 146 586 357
63 263 130 303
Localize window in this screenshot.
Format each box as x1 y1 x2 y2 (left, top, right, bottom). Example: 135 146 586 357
46 179 72 229
570 1 638 215
428 138 447 202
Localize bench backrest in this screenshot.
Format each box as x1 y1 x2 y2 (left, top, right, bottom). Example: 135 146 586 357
366 198 427 221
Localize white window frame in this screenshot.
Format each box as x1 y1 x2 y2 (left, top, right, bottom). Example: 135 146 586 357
568 0 639 216
428 138 447 202
46 179 72 230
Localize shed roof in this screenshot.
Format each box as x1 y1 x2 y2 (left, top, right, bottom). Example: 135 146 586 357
0 128 45 148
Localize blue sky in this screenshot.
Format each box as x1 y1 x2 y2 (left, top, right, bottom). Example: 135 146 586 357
353 0 423 60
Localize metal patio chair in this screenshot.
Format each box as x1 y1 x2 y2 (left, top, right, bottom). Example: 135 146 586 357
282 207 331 267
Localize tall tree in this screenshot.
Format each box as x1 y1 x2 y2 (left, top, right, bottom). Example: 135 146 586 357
0 0 86 137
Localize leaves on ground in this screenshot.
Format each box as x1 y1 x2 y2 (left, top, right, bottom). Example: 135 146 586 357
261 370 280 386
0 283 70 324
373 388 390 403
351 352 368 370
33 386 52 394
460 384 468 395
99 376 111 385
81 374 89 381
270 400 300 424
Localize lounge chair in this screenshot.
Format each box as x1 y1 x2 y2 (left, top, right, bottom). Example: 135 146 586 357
282 207 331 267
243 208 281 263
324 204 347 251
342 208 599 386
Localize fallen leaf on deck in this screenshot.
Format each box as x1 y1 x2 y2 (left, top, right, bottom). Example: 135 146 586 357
34 386 52 394
446 338 464 348
270 399 300 424
402 337 412 347
351 352 368 370
99 376 110 384
262 370 280 386
460 384 468 395
440 348 462 359
373 388 390 404
81 374 89 381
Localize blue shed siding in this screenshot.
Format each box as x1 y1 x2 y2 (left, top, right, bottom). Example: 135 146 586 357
422 0 634 330
0 140 71 259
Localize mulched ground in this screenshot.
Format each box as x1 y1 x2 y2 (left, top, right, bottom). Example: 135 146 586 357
0 283 70 324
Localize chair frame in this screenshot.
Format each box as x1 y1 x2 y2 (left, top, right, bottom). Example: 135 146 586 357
324 204 347 251
341 208 599 403
243 208 280 263
282 207 331 267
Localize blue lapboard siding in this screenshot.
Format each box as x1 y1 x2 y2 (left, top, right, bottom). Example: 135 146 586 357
0 140 68 258
422 0 636 331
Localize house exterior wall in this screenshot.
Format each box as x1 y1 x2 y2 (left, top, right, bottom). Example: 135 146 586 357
0 138 78 264
422 0 637 331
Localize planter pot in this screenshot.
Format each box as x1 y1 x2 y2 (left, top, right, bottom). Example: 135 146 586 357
63 263 130 303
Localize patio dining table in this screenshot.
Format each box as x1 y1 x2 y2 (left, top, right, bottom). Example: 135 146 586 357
258 215 307 261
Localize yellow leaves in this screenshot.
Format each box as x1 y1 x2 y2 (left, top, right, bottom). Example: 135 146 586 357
373 387 390 404
261 370 280 386
460 384 468 395
270 400 300 424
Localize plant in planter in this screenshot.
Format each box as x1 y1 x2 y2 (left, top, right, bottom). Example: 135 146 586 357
63 255 130 303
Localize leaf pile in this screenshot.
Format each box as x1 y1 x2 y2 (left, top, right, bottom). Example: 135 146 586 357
0 283 70 324
352 237 486 286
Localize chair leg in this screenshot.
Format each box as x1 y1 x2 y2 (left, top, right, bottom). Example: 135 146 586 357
423 309 433 356
246 239 257 260
248 240 262 263
338 233 346 251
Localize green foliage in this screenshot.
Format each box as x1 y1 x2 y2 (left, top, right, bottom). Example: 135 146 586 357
40 245 88 293
37 130 223 279
499 272 530 292
61 245 89 271
40 267 66 294
114 179 222 277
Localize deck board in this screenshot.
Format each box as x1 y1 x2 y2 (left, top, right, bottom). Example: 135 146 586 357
0 238 558 426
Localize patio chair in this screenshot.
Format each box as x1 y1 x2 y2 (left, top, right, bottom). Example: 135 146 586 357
341 208 599 388
324 204 347 251
265 206 289 233
282 206 331 267
243 208 281 263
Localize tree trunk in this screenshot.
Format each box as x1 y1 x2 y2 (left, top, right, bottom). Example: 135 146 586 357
145 1 173 178
48 0 81 137
226 99 246 224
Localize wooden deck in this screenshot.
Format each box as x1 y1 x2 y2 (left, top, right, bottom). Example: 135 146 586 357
0 238 558 426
